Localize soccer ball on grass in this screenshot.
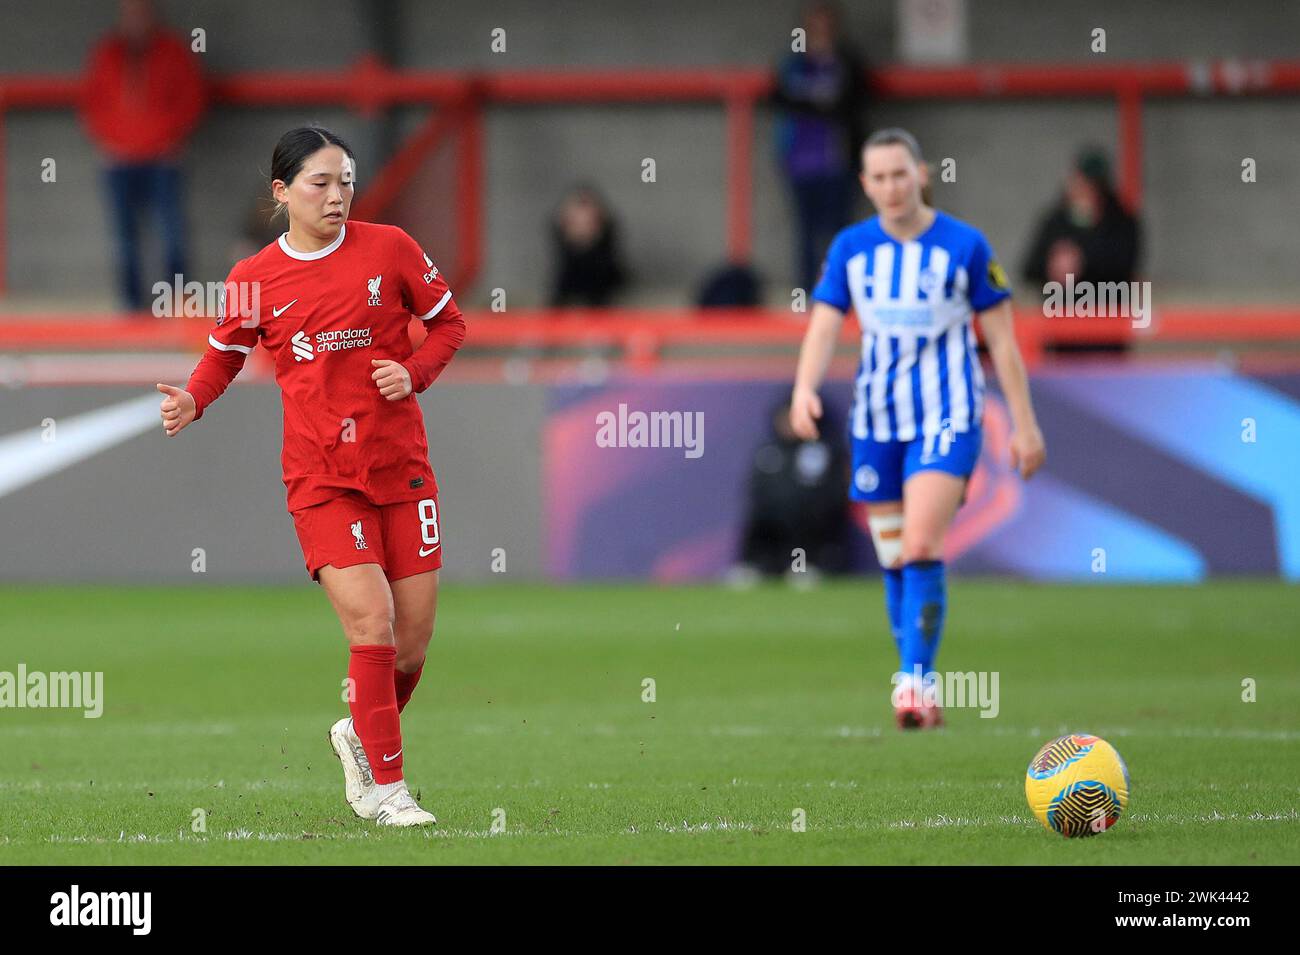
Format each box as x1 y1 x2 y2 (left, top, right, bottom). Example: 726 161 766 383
1025 733 1130 837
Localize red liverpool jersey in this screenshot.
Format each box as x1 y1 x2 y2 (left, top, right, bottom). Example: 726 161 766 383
186 221 466 512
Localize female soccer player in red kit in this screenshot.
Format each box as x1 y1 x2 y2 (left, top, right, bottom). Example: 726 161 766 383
156 127 465 826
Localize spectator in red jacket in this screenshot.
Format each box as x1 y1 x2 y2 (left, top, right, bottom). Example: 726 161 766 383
81 0 206 312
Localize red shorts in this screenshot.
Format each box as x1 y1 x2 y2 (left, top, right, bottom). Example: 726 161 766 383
290 490 443 582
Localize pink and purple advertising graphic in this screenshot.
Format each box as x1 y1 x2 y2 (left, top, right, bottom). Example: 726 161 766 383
544 366 1300 582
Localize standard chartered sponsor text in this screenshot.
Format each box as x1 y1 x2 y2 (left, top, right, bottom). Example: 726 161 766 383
316 327 372 351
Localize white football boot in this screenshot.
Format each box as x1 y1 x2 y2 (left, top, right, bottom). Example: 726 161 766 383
360 782 438 827
327 717 376 818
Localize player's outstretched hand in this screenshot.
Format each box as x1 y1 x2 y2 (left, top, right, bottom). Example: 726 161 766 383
371 359 413 401
156 383 196 437
789 387 823 441
1009 425 1046 480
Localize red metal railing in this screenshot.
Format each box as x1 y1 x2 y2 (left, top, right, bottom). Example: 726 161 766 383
2 307 1298 376
3 58 1300 299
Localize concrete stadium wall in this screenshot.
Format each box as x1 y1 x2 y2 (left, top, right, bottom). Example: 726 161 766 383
2 0 1298 303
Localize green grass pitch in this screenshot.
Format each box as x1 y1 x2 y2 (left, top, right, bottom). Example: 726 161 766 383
1 580 1297 865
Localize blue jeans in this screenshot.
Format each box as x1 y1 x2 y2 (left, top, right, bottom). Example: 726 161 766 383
105 163 187 311
790 171 855 293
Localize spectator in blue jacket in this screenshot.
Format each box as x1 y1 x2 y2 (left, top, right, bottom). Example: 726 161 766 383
773 1 869 293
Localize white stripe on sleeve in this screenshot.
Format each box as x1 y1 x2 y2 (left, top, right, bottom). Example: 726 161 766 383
416 289 453 321
208 334 252 355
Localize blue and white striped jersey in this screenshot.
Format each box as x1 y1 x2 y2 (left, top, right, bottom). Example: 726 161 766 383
812 210 1011 442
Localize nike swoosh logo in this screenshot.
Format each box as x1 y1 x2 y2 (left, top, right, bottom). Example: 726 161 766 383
272 299 298 317
382 749 402 762
419 545 441 558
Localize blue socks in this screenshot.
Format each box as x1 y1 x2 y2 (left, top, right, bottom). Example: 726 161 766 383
883 567 904 656
899 560 946 675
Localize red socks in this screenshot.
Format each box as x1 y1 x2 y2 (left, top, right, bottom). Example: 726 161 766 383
394 661 424 714
347 648 426 783
348 645 403 784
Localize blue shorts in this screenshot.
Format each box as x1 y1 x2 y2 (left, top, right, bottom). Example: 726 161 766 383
849 425 983 502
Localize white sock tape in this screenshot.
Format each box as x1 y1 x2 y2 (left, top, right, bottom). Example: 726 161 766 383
869 512 904 569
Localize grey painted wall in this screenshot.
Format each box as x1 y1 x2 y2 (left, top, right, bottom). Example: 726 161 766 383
0 383 545 583
2 0 1296 303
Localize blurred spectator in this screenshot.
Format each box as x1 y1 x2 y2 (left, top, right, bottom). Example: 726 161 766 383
695 262 762 308
772 0 868 293
1021 147 1142 354
549 183 627 307
734 398 850 582
81 0 205 312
